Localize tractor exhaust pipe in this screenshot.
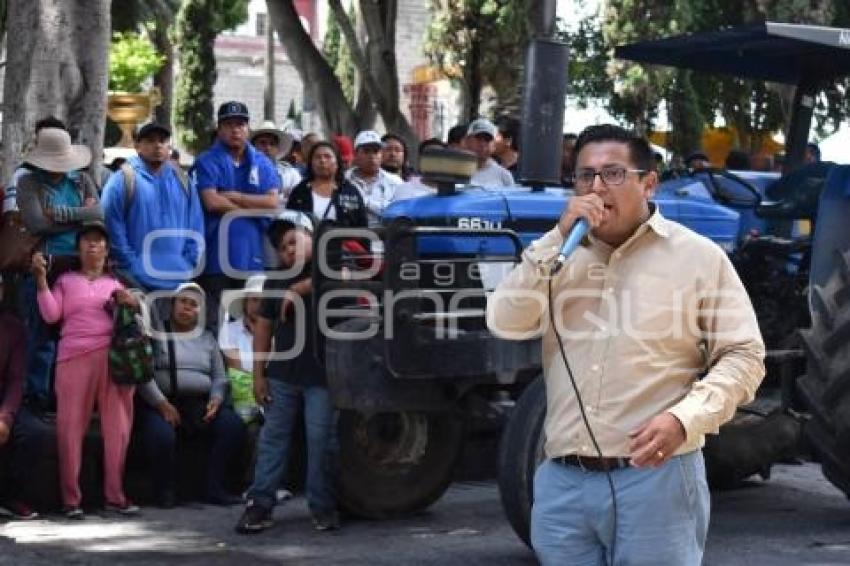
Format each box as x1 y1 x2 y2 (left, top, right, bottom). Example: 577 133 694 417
517 39 570 190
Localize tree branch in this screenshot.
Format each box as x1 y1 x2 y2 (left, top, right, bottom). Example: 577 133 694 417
266 0 359 135
328 0 386 109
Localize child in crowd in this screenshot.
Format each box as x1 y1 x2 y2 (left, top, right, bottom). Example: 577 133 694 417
235 210 339 534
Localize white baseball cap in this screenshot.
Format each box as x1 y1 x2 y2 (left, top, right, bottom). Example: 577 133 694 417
226 274 267 320
467 118 497 140
354 130 383 149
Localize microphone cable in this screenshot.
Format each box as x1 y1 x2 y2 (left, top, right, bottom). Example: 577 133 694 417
547 276 619 565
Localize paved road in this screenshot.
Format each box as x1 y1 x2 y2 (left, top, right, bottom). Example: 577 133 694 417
1 463 849 565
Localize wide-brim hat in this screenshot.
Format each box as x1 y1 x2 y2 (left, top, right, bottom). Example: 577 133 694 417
225 274 268 320
24 128 91 173
251 121 294 156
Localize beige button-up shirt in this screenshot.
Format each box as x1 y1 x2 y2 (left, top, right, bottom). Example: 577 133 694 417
486 207 765 458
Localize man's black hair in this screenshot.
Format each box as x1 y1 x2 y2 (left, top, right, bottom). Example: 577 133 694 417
419 137 445 155
35 116 67 133
563 132 578 142
447 124 468 145
806 142 821 162
381 133 413 179
573 124 653 172
725 149 751 170
685 151 710 167
495 116 521 151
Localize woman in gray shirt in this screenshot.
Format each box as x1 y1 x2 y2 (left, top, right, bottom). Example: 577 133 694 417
134 283 245 507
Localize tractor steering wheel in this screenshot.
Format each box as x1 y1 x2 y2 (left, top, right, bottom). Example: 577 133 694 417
701 168 763 208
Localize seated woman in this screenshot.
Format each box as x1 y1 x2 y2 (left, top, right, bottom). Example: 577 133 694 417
33 222 138 519
219 274 266 424
135 283 246 507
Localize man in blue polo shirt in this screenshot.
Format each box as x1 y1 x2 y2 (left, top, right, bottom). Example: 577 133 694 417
193 101 280 329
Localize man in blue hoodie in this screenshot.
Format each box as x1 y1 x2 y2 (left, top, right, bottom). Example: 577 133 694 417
101 122 204 298
192 101 280 329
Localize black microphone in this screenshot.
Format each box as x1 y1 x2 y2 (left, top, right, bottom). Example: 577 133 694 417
551 218 589 274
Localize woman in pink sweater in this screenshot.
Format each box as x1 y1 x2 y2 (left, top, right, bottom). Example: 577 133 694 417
33 221 139 519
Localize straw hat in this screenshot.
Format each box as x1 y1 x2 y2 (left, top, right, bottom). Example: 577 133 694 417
251 121 294 157
23 128 91 173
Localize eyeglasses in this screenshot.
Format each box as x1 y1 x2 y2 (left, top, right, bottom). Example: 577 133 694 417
573 166 647 189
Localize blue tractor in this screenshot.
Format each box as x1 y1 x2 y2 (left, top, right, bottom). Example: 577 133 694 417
313 22 850 547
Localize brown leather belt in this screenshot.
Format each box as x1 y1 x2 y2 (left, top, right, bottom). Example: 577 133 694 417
553 454 630 472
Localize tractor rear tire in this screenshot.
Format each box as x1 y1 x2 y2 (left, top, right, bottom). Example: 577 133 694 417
798 252 850 496
497 375 546 547
337 409 466 518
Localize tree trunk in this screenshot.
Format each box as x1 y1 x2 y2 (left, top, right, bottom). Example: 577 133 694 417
359 0 418 150
462 36 482 121
2 0 109 184
152 20 175 129
330 0 418 152
266 0 360 137
66 0 109 180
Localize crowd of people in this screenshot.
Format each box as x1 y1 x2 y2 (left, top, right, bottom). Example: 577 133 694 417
0 101 552 533
0 99 781 538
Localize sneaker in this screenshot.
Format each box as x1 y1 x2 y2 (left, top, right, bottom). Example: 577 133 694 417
7 501 39 520
276 488 293 502
105 501 140 516
311 509 340 531
235 502 273 534
63 506 84 520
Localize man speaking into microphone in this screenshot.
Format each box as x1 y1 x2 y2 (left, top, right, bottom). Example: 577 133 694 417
487 125 765 565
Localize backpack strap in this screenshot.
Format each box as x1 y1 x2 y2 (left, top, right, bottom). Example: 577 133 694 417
170 162 189 196
120 163 136 216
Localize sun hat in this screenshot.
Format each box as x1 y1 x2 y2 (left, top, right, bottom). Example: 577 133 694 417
23 128 91 173
251 121 294 156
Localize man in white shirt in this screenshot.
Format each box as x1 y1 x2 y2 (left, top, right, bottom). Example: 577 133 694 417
346 130 402 224
467 118 515 187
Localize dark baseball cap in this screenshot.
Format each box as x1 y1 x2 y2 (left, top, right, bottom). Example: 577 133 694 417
218 101 250 123
135 122 171 141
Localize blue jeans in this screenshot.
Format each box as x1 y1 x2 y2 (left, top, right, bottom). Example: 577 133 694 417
247 380 337 512
135 401 246 499
531 451 710 566
20 275 56 410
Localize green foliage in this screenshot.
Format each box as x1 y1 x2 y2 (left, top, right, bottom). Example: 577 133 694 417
667 70 705 156
425 0 531 118
564 0 850 151
322 6 356 105
172 0 249 155
108 31 165 92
